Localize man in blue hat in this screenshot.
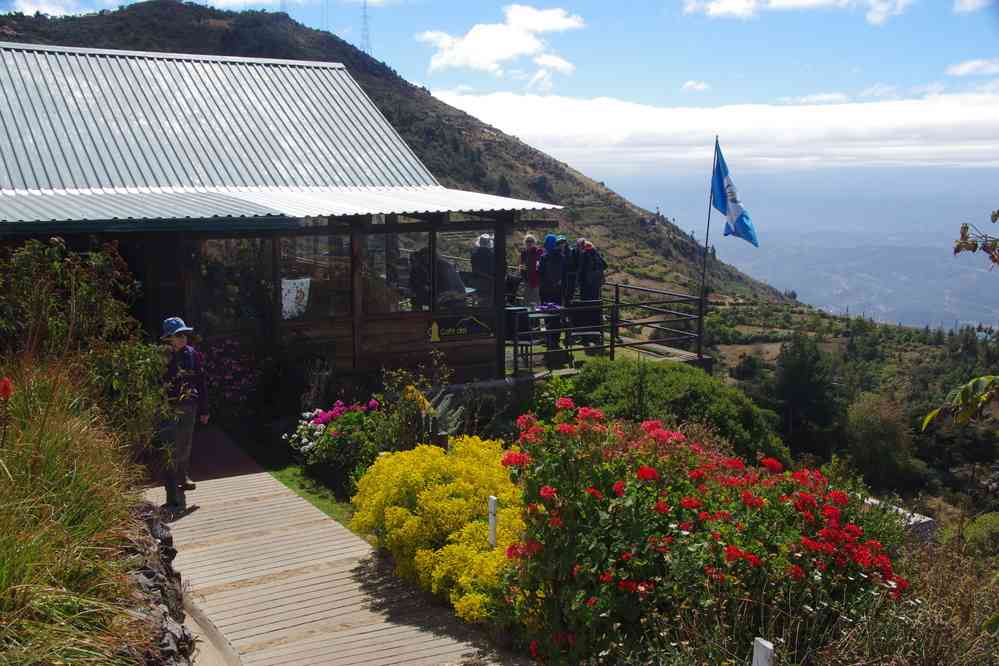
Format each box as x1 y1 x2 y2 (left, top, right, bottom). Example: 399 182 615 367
160 316 209 512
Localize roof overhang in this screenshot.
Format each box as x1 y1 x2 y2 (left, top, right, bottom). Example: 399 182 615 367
0 185 561 228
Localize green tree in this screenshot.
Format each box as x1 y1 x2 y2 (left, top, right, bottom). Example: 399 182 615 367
774 332 838 453
846 392 925 490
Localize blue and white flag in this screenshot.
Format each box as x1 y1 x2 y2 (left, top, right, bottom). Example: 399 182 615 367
711 140 759 247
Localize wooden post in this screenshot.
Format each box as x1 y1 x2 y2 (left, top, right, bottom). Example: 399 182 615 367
493 214 509 379
752 638 774 666
488 495 497 547
271 235 282 351
350 221 364 370
611 283 620 360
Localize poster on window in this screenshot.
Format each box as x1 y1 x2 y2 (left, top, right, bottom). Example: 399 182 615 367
281 278 311 320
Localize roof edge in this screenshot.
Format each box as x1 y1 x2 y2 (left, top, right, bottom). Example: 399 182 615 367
0 40 346 68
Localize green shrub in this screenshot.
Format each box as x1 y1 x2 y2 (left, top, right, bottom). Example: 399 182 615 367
0 362 152 664
846 392 926 490
964 512 999 557
571 358 788 461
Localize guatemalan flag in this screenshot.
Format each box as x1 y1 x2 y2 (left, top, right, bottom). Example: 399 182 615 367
711 139 759 247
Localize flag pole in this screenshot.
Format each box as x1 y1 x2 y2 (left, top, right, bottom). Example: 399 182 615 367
696 136 718 361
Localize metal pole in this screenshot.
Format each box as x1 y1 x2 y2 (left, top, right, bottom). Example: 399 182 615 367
752 638 774 666
696 136 718 360
488 495 498 547
610 284 619 360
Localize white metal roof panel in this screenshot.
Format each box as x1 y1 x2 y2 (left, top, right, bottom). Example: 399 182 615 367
0 186 558 224
0 42 560 225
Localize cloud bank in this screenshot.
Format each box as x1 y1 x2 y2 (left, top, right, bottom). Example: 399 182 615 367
433 88 999 173
682 0 913 26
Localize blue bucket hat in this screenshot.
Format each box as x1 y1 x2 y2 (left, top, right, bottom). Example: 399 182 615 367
543 233 557 253
161 316 194 340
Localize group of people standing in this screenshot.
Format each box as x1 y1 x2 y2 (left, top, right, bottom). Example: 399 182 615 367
520 233 607 306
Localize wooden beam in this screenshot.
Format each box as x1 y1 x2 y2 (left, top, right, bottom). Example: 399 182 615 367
493 212 514 379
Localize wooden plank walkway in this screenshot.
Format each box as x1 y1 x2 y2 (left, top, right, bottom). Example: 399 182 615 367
145 472 510 665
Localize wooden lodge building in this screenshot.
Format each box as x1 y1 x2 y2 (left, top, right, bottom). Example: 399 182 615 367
0 42 562 381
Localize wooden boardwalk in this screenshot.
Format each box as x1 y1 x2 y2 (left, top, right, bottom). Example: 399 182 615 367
146 472 508 665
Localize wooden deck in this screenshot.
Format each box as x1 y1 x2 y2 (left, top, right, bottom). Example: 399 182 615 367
145 472 510 665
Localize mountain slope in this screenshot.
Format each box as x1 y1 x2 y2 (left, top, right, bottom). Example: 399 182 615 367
0 0 783 301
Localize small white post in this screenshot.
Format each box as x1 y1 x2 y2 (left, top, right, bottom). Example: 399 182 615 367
488 495 498 547
752 637 774 666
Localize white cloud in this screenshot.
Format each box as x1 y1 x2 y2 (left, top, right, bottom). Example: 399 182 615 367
778 92 850 104
534 53 575 74
859 83 899 98
683 0 913 25
416 5 583 77
432 88 999 173
953 0 993 13
528 69 553 92
682 80 711 92
946 58 999 77
11 0 80 15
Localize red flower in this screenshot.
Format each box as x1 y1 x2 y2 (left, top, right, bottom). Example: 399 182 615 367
636 465 660 482
0 377 12 401
761 457 784 474
822 505 842 526
539 485 557 500
617 579 638 593
530 639 539 658
577 406 605 421
524 539 543 556
555 422 578 435
844 523 864 540
641 419 663 433
788 564 806 581
620 551 633 561
585 596 598 608
599 570 614 583
680 497 702 510
744 553 762 567
506 543 523 559
654 500 670 514
678 521 693 531
637 581 656 594
688 469 706 481
722 457 745 470
555 397 575 410
826 489 850 506
548 516 563 528
585 486 604 500
516 413 536 431
724 544 744 562
613 480 626 497
698 511 710 522
740 491 765 509
501 451 531 467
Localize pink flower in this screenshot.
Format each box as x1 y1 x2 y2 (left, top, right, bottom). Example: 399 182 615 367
367 399 380 411
577 406 605 421
539 485 557 500
555 397 575 410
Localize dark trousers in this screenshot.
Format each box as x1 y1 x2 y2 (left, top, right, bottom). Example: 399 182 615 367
163 403 197 506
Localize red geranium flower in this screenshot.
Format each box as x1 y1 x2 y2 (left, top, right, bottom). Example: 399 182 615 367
620 551 633 561
539 485 557 500
724 544 744 562
516 413 536 431
637 581 656 594
0 377 12 401
688 469 706 481
826 489 850 506
548 516 563 528
555 422 578 435
788 564 806 581
741 491 765 509
613 480 626 497
585 596 598 608
722 457 745 470
524 539 543 556
530 640 539 658
680 497 702 510
599 570 614 583
577 406 605 421
761 457 784 474
555 397 575 410
585 486 604 500
617 580 638 593
641 419 663 433
654 500 670 514
501 451 531 467
636 465 660 482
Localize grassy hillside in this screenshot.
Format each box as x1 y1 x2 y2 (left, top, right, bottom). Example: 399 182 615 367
0 0 783 302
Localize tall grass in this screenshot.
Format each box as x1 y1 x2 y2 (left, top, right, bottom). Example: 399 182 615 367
0 360 152 665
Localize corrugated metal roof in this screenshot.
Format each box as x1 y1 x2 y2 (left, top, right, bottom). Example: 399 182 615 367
0 42 559 225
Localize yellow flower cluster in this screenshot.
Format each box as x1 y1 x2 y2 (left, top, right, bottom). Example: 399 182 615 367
351 435 524 623
401 384 433 415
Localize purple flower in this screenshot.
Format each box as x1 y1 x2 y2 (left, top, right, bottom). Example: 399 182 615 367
367 399 380 411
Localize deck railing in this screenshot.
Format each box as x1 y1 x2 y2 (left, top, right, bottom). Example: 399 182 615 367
506 281 704 375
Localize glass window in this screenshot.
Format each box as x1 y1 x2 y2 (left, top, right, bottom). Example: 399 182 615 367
278 235 351 321
436 230 494 312
364 231 430 314
194 238 274 337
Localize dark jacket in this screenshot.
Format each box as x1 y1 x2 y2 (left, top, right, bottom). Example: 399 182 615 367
470 245 494 277
579 248 608 300
165 345 208 415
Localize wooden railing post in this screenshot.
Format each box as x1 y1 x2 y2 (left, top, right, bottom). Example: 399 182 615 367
488 495 497 547
610 284 620 360
752 638 774 666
